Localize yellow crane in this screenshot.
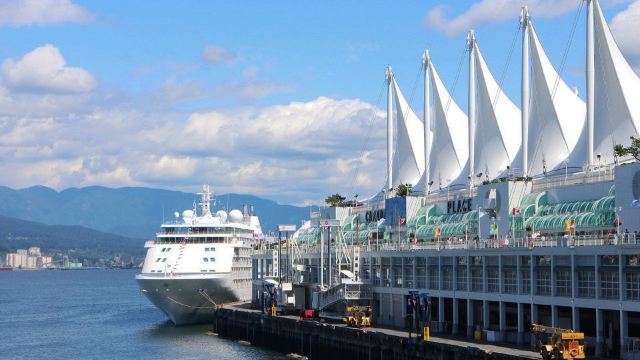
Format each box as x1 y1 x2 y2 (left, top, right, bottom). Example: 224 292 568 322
531 323 586 360
343 306 371 328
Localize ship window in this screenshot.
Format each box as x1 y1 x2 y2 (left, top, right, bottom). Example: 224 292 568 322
203 258 209 262
162 258 167 262
155 258 161 262
209 258 215 262
201 270 207 272
209 269 215 272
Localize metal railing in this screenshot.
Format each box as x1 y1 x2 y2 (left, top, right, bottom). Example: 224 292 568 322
532 166 615 192
317 282 373 310
358 233 639 252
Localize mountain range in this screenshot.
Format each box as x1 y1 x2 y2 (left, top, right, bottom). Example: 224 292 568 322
0 185 312 239
0 215 144 258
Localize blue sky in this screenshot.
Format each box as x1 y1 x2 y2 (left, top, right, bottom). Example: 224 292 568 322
0 0 638 205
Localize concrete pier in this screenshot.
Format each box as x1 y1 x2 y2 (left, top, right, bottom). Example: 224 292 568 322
212 304 539 360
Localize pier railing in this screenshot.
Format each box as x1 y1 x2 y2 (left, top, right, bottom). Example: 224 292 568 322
360 233 638 252
317 283 373 310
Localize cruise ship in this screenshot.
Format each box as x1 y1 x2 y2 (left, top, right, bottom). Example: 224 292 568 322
252 1 640 358
137 185 261 325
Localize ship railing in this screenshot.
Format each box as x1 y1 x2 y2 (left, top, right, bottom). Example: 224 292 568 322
144 240 155 248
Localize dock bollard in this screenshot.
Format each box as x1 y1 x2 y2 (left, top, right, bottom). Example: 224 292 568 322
423 326 430 341
271 304 277 317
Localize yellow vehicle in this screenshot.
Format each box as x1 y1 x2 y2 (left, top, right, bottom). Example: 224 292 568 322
343 306 372 328
531 324 586 360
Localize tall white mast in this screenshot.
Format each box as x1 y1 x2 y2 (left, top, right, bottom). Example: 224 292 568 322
521 7 530 177
386 65 394 193
586 0 595 169
423 50 431 195
467 30 476 186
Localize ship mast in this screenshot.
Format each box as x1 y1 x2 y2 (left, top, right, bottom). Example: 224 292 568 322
467 30 476 188
198 184 212 217
386 65 394 195
423 50 431 196
521 7 530 177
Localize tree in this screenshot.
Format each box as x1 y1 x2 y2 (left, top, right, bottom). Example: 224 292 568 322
325 193 346 207
395 184 411 197
614 136 640 161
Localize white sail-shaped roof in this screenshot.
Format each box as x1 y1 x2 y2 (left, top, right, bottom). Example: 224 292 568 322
472 43 521 180
527 22 586 176
392 77 427 188
428 61 469 188
592 0 640 163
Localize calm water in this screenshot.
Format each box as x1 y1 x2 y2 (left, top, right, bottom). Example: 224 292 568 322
0 269 283 360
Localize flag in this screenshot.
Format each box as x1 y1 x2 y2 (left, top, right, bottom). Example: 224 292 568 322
512 208 521 215
399 217 405 225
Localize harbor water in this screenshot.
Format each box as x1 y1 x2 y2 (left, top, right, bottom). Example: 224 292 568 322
0 269 283 360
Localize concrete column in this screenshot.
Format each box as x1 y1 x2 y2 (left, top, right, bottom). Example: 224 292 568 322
572 306 580 332
551 305 558 328
517 303 525 345
438 296 445 324
438 256 443 290
621 310 629 356
530 255 535 296
595 308 604 357
499 256 504 294
483 300 490 330
467 299 475 338
620 254 624 302
401 257 406 288
412 257 417 289
499 301 507 342
483 257 487 292
453 298 460 335
595 255 601 300
571 254 576 299
517 256 522 295
467 256 471 292
551 255 556 297
530 304 538 348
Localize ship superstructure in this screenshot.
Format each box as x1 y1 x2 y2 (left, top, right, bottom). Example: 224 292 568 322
137 185 261 325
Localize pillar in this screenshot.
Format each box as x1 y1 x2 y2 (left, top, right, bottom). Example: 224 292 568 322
621 310 628 356
483 300 490 330
453 298 460 335
595 308 604 357
551 305 558 328
572 306 580 332
531 304 538 348
467 299 475 338
499 301 507 342
517 303 525 345
438 296 445 328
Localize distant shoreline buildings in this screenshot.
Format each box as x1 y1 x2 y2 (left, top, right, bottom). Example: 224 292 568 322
5 247 52 269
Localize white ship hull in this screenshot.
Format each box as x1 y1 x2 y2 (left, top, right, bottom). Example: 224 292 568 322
136 273 251 325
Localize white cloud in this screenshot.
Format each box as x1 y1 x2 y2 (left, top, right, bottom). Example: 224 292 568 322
0 97 386 204
0 0 95 26
2 44 97 93
202 45 238 64
610 0 640 71
425 0 582 36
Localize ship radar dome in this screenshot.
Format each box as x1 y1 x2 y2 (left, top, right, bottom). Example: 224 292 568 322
181 209 194 223
216 210 228 223
228 209 243 223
